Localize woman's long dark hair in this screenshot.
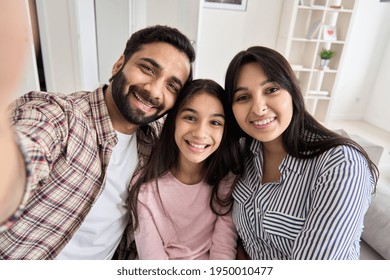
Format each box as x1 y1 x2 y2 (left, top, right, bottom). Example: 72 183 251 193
129 79 242 231
224 46 379 187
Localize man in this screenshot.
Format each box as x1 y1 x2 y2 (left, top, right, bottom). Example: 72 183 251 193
0 23 195 259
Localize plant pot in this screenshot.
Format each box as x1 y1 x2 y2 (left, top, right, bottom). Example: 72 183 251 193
320 59 330 69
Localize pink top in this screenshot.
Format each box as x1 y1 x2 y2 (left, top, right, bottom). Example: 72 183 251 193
134 172 237 260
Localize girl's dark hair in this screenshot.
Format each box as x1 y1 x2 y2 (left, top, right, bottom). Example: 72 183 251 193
110 25 196 83
129 79 242 231
224 46 379 187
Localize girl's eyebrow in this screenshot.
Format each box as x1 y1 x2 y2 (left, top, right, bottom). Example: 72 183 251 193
181 108 225 119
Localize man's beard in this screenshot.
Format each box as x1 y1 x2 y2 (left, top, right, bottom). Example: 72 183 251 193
111 71 163 126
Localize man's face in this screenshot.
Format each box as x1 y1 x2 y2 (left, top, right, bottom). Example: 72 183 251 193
110 42 191 126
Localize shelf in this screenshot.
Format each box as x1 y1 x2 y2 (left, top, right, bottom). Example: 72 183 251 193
292 38 345 44
298 5 353 13
277 0 356 123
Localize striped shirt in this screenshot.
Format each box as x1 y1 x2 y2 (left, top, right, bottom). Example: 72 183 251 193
233 139 375 260
0 87 162 259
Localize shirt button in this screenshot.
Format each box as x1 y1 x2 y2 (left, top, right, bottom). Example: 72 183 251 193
256 208 261 214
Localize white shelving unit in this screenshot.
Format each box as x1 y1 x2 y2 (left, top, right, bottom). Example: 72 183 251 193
277 0 357 123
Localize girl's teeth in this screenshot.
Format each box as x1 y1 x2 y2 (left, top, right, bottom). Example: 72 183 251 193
189 142 207 149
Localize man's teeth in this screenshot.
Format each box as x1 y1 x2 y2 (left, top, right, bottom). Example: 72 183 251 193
253 118 274 125
189 142 207 149
135 93 153 108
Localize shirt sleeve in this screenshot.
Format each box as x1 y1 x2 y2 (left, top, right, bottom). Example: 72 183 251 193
0 94 67 230
209 210 237 260
292 147 374 259
209 174 238 260
134 189 169 260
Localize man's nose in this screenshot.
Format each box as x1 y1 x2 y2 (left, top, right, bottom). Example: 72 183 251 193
144 80 164 100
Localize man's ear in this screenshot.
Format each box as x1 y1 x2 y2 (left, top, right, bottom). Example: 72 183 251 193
112 55 125 76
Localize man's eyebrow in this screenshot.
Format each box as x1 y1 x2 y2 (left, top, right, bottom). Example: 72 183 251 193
140 57 184 88
140 57 161 70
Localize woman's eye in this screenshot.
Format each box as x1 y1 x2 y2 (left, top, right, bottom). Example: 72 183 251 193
235 94 249 102
266 87 279 94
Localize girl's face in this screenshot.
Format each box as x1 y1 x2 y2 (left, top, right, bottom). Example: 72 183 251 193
175 91 225 167
232 62 293 144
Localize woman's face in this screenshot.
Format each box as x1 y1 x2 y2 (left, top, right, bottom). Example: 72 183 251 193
232 62 293 144
175 91 225 167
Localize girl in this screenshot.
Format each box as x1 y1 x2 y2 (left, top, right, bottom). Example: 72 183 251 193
225 46 379 260
129 79 242 259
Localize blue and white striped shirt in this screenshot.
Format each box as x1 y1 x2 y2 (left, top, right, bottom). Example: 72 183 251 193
233 139 375 260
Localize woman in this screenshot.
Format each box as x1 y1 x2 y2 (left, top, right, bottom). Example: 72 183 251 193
129 79 242 259
224 46 379 260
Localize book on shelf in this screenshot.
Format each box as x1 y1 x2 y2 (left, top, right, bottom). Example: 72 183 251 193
306 21 322 39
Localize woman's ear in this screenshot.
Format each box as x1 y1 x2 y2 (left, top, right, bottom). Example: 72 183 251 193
112 55 125 76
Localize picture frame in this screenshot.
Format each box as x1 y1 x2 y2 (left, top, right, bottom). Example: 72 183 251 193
203 0 248 11
322 25 337 41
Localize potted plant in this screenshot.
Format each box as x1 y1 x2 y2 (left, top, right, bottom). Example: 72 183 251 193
319 48 335 68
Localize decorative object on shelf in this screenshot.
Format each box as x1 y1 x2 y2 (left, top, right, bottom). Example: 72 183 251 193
319 48 336 69
203 0 247 11
323 25 337 41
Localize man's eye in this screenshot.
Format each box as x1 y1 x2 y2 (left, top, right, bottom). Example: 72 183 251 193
167 83 179 93
140 65 154 75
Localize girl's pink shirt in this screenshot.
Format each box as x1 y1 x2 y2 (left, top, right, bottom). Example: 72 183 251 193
134 172 237 260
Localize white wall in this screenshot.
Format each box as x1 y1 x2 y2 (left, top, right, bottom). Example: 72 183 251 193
329 0 390 126
95 0 131 83
365 36 390 132
196 0 284 85
36 0 99 93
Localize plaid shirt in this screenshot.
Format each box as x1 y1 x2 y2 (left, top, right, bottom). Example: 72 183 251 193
0 86 162 259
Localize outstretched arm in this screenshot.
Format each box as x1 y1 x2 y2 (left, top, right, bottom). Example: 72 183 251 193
0 0 30 223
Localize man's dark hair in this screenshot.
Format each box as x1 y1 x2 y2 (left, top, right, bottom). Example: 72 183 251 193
110 25 195 83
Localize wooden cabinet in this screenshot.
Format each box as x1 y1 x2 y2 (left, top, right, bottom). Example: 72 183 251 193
277 0 357 123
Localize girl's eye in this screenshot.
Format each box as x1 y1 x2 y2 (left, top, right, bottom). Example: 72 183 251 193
210 120 224 126
183 115 196 122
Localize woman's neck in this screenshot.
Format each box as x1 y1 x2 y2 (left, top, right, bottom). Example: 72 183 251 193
261 137 287 184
